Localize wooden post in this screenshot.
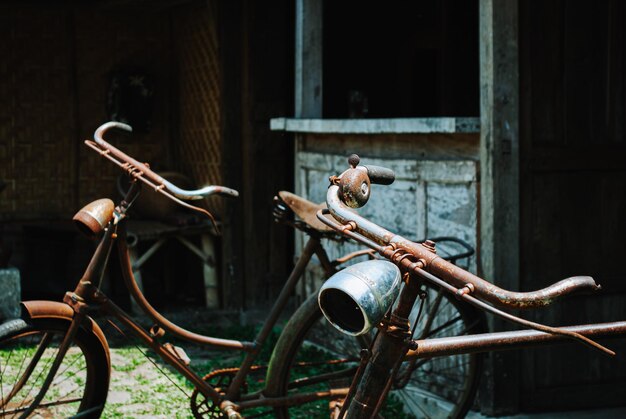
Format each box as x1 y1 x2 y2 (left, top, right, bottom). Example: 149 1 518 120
295 0 323 118
479 0 520 414
293 0 323 297
219 0 246 309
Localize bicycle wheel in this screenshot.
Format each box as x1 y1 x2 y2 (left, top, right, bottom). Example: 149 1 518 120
265 284 485 419
0 315 110 418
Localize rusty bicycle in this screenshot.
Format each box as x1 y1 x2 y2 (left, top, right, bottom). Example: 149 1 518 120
296 154 626 418
0 123 485 418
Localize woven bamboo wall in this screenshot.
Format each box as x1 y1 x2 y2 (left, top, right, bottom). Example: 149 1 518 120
74 10 172 209
0 6 173 220
0 8 77 219
174 0 223 216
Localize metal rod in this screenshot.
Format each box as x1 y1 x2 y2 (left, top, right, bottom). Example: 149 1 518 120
225 237 321 400
318 207 615 356
17 312 86 418
116 221 255 351
413 267 615 356
409 321 626 358
101 299 223 403
324 184 602 310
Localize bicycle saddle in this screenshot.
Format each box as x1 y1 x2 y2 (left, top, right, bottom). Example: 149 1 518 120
277 191 334 232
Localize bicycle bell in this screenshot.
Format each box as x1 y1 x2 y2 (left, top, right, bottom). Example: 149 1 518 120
318 260 402 336
338 154 370 209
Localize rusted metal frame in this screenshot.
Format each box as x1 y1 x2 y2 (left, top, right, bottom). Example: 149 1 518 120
1 333 54 408
342 272 421 418
408 320 626 359
236 388 350 410
285 365 358 390
79 215 118 289
319 191 616 355
98 298 223 405
324 184 601 310
227 237 339 412
84 139 220 235
413 267 615 356
391 286 445 389
331 249 377 266
416 288 445 340
337 349 371 419
225 236 323 402
115 222 255 352
17 311 88 418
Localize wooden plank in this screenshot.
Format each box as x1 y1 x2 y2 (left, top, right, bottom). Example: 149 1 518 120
218 0 245 309
294 0 322 118
301 132 479 161
238 0 294 308
520 0 626 411
479 0 520 414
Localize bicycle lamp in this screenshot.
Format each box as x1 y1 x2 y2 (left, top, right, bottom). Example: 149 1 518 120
318 260 402 336
73 198 115 238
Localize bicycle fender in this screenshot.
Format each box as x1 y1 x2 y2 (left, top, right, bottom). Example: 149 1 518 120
20 300 111 364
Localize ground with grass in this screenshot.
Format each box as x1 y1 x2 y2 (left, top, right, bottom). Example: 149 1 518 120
96 307 412 418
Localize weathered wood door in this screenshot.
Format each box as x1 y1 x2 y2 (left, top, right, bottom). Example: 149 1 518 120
294 150 479 299
520 0 626 410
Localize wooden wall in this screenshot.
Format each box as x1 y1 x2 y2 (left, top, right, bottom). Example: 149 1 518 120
520 0 626 410
219 0 295 309
0 1 295 310
0 4 173 220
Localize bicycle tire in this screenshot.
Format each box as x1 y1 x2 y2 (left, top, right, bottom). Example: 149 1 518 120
265 284 486 418
0 314 110 418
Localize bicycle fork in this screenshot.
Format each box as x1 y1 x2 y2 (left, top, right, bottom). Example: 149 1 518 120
340 273 420 419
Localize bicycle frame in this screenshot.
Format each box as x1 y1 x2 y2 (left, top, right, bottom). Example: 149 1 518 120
316 159 626 418
31 179 356 417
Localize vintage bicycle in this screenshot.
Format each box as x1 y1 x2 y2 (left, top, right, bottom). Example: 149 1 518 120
0 123 484 418
306 154 626 418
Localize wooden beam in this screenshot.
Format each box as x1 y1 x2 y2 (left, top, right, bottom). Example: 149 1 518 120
479 0 520 414
295 0 322 118
218 0 246 309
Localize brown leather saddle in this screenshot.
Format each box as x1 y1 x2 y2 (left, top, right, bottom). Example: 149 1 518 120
277 191 334 233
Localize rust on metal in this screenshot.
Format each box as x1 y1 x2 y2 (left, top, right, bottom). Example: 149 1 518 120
115 222 256 352
21 300 111 371
422 239 437 253
72 198 115 238
327 180 602 310
408 320 626 358
339 167 370 209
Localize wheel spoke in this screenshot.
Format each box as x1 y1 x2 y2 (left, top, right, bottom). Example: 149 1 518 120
0 319 108 418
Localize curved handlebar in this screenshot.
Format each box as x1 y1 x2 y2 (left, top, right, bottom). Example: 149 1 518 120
93 122 239 200
326 170 601 310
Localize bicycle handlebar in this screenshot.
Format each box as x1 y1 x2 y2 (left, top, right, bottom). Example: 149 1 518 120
93 122 239 200
325 157 601 310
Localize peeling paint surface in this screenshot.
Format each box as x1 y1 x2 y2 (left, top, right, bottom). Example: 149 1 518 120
295 151 478 298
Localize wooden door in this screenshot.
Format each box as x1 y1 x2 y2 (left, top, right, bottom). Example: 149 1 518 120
520 0 626 410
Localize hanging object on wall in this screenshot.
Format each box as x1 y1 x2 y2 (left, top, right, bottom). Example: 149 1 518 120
106 69 155 134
